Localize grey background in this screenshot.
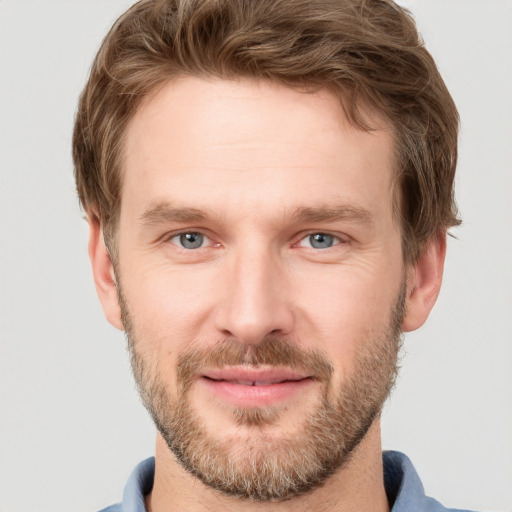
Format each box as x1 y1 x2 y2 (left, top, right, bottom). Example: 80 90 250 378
1 1 511 511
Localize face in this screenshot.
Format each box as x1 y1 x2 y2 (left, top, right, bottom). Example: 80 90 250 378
110 77 409 500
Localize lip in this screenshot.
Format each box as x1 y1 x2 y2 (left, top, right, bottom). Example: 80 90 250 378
199 366 314 407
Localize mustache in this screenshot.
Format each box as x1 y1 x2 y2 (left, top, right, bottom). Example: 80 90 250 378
176 337 333 392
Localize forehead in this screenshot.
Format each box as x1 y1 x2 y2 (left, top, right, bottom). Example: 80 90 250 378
121 76 396 221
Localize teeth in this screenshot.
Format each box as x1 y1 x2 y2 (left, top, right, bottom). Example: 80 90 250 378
232 380 285 386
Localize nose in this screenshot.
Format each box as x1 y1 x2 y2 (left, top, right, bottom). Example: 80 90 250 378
213 246 295 345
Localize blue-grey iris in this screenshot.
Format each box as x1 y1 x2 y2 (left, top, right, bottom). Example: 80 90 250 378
309 233 334 249
180 233 203 249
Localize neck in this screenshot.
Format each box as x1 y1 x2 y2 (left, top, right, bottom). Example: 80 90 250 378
145 419 389 512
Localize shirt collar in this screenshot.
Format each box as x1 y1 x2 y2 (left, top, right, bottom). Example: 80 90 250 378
121 457 154 512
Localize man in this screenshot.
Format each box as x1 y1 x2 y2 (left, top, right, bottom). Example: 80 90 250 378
72 0 474 510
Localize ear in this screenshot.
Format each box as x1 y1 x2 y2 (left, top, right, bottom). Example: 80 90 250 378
88 215 124 331
402 233 447 332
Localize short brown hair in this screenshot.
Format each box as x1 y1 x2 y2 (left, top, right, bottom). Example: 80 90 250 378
73 0 460 263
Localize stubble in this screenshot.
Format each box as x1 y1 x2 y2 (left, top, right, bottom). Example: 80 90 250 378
120 283 405 501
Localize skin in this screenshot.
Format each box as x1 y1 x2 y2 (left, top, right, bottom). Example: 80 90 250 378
88 77 446 512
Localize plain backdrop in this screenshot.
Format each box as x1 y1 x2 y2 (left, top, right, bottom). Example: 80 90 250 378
1 1 511 511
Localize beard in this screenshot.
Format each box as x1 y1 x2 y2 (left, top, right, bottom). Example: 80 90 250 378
120 283 405 502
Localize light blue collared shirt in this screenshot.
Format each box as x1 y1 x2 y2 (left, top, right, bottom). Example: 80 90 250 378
99 451 477 512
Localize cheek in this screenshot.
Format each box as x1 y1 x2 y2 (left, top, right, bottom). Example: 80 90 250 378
120 269 213 403
121 261 216 344
292 262 402 375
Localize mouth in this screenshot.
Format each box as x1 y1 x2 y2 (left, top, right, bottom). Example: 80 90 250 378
198 367 314 407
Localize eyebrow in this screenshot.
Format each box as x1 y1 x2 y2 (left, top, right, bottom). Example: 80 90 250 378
138 201 373 226
139 202 207 225
291 205 373 224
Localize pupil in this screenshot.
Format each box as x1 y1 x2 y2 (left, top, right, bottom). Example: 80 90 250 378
180 233 203 249
310 233 333 249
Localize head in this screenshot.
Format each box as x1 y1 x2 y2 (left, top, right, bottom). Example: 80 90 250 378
74 0 459 502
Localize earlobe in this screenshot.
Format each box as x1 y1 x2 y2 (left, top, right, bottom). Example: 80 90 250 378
88 215 124 331
402 234 447 332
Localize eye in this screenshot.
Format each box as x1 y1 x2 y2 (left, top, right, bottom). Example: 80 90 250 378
298 233 341 249
169 232 207 249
